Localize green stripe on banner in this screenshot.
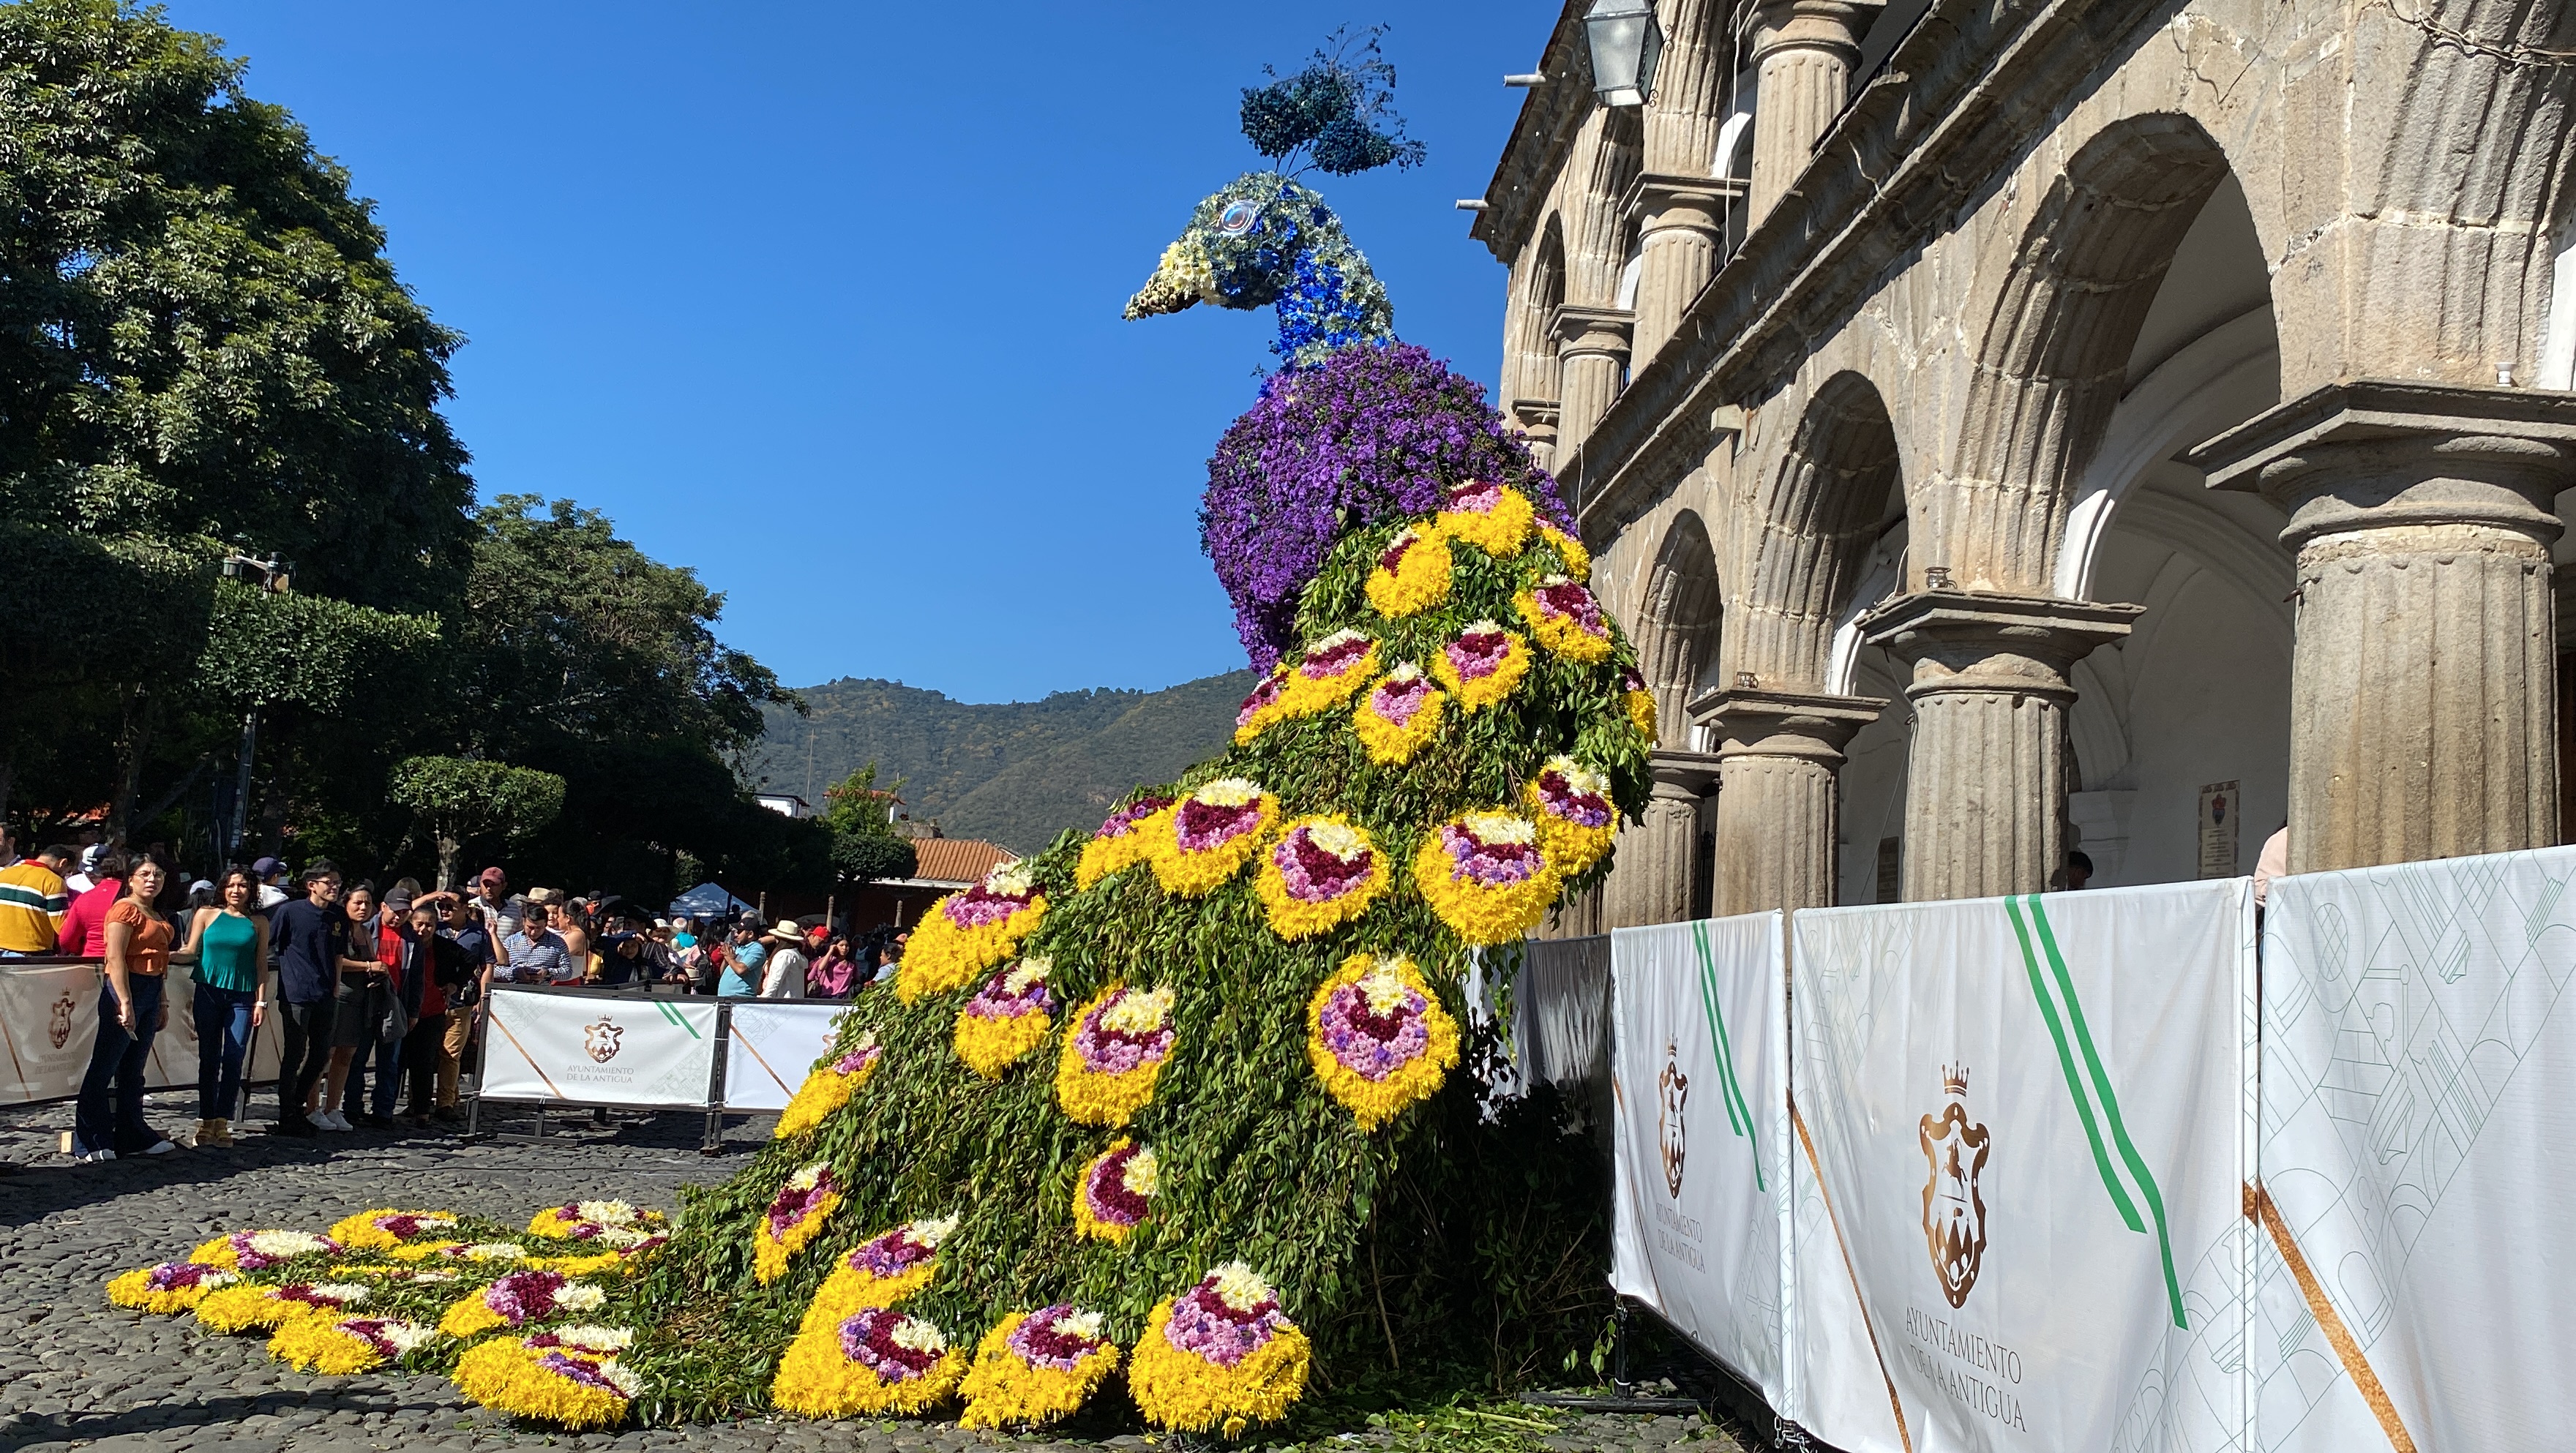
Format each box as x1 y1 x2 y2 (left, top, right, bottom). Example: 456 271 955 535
2004 897 2143 1235
656 1000 700 1039
1688 920 1764 1193
2025 897 2185 1329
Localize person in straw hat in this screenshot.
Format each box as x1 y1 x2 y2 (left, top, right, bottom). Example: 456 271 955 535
755 919 808 999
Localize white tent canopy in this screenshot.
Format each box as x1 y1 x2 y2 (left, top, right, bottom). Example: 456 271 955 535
667 882 756 920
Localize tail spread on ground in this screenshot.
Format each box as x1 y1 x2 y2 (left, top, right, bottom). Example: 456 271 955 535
104 37 1657 1437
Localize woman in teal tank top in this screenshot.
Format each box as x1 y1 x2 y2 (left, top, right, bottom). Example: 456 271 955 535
175 868 270 1146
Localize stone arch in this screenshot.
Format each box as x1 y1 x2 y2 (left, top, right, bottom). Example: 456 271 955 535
1633 508 1723 749
1934 113 2232 593
1736 370 1905 689
1565 105 1644 307
1508 217 1568 410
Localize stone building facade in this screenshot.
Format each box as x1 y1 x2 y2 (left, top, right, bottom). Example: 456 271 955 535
1475 0 2576 927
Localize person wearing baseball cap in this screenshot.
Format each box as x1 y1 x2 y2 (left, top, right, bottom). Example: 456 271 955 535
251 857 289 911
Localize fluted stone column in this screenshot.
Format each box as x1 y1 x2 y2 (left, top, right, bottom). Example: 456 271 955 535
1552 304 1634 459
2190 383 2576 874
1860 592 2141 901
1745 0 1881 229
1625 175 1737 366
1510 399 1562 474
1603 750 1721 928
1699 688 1887 915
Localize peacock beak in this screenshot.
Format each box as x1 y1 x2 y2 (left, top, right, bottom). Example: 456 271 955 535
1124 234 1218 319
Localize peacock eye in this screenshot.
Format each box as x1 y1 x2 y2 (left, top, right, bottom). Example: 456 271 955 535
1218 200 1259 236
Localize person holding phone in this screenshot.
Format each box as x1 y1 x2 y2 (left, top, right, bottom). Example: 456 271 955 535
72 857 179 1161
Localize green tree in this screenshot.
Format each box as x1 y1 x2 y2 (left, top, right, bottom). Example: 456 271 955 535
388 756 567 890
0 0 472 846
441 495 815 900
820 763 917 887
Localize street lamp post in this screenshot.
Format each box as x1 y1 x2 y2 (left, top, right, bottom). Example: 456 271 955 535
1583 0 1667 109
219 554 287 863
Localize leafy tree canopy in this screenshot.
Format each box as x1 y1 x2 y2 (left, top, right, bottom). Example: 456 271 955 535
388 754 566 889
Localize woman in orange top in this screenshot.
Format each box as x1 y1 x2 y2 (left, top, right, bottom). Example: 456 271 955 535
72 857 179 1161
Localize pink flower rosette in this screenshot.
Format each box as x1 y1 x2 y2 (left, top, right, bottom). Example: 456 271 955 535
1526 756 1618 876
1128 1263 1312 1435
1352 662 1445 765
1230 669 1295 746
1274 630 1380 717
438 1267 607 1337
1077 795 1175 887
771 1305 965 1416
753 1162 842 1284
899 861 1045 1002
1253 816 1385 940
1433 479 1537 557
953 958 1055 1078
1148 778 1278 896
1411 809 1559 945
1071 1137 1158 1243
1430 620 1531 712
797 1216 959 1332
1055 983 1177 1127
1305 954 1462 1131
1514 575 1614 662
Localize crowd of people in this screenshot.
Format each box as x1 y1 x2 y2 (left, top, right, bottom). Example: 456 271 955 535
0 830 912 1163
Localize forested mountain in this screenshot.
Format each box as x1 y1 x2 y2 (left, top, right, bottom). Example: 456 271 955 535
746 672 1256 853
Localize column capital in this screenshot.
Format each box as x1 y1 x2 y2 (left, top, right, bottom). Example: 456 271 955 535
1510 398 1561 430
1647 748 1724 799
2187 380 2576 548
1749 0 1882 66
1622 170 1744 236
1551 304 1635 360
1860 590 2141 701
1689 687 1887 766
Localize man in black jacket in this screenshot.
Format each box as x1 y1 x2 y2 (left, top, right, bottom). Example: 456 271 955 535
266 863 344 1135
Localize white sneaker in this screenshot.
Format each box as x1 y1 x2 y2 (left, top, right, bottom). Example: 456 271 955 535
74 1148 116 1163
318 1110 351 1132
142 1139 177 1155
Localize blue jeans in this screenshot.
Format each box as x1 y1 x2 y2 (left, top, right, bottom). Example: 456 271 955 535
194 981 256 1121
348 1032 402 1117
75 975 164 1155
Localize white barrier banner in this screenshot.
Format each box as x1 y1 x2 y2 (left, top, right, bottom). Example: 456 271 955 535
722 1002 847 1111
2257 845 2576 1453
1609 914 1789 1407
1791 881 2255 1453
0 963 285 1105
480 989 717 1107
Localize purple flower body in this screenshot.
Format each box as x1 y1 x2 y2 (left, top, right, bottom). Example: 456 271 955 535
148 1261 219 1291
1538 770 1613 828
831 1045 880 1075
963 972 1052 1021
1173 798 1262 853
1083 1145 1151 1227
1202 344 1570 669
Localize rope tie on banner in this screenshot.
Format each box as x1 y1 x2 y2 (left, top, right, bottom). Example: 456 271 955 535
2250 1183 2419 1453
2005 895 2186 1329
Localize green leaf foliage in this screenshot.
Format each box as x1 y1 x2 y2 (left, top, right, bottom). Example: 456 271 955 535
623 504 1647 1424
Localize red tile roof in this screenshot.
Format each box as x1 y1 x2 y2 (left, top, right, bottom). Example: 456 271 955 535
908 838 1017 887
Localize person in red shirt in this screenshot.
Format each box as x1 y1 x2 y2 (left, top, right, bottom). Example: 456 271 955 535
58 850 130 958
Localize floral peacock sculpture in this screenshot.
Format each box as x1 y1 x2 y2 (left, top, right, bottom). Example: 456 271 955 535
105 31 1659 1439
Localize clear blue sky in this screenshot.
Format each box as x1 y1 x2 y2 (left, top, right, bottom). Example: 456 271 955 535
160 1 1559 702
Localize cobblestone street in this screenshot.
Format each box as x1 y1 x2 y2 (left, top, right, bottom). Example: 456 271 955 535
0 1092 1751 1453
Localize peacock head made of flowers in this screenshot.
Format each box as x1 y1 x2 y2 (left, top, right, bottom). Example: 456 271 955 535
1123 28 1420 370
